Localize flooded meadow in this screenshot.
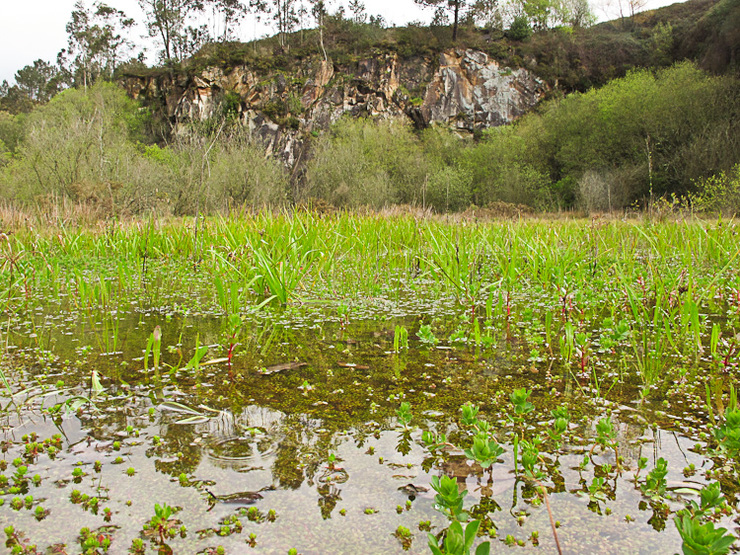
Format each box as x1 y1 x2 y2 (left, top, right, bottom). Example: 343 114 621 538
0 213 738 554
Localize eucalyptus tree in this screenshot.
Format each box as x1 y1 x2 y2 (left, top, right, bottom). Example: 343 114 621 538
310 0 328 60
209 0 249 40
270 0 299 48
61 1 135 89
138 0 206 62
414 0 466 40
348 0 366 23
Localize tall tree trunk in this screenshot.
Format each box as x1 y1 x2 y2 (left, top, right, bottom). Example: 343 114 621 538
452 0 459 41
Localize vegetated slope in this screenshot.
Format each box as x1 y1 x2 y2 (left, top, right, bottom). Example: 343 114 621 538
2 0 737 216
523 0 739 91
113 0 739 167
119 0 739 99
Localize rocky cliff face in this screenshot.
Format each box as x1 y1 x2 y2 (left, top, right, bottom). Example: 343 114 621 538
121 49 545 167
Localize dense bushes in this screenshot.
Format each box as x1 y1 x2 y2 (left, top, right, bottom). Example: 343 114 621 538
1 62 738 216
303 63 738 213
303 120 475 212
0 82 288 215
526 62 740 208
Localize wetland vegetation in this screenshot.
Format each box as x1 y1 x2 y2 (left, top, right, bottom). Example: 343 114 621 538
0 210 738 554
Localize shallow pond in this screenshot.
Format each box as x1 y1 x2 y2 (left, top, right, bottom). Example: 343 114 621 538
0 216 739 554
0 306 736 554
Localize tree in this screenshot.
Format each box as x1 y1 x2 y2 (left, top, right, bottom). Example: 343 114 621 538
138 0 206 62
0 82 35 114
507 15 531 39
61 2 135 89
270 0 299 48
14 60 63 103
310 0 328 60
469 0 498 29
208 0 249 41
521 0 554 31
414 0 466 41
348 0 366 23
561 0 595 27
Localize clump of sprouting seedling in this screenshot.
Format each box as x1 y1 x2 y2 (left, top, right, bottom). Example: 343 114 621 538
459 404 504 470
394 525 414 550
144 325 162 371
428 475 485 546
508 387 534 427
4 526 38 554
211 513 244 536
546 407 570 450
673 482 736 555
591 416 621 473
586 476 609 508
143 503 181 546
78 526 112 554
70 490 102 514
640 458 669 500
418 324 439 346
396 402 413 428
394 325 409 352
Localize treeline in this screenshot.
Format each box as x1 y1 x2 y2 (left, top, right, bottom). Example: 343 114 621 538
1 62 739 215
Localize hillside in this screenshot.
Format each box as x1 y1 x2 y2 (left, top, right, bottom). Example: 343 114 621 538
120 0 740 93
115 0 739 155
0 0 737 216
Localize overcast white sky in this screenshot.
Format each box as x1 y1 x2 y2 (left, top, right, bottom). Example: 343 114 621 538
0 0 684 85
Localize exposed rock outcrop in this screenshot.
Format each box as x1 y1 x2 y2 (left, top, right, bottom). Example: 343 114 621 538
421 50 544 129
120 49 545 167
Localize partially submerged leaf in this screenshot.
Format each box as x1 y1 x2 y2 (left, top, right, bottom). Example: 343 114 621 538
158 401 204 415
175 415 211 424
200 357 230 366
259 361 307 375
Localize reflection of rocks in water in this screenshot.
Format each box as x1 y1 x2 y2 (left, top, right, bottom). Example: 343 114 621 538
317 484 342 520
441 454 483 488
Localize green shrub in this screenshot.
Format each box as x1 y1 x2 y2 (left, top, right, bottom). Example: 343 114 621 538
690 165 740 215
508 16 532 41
3 82 140 204
304 117 426 208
